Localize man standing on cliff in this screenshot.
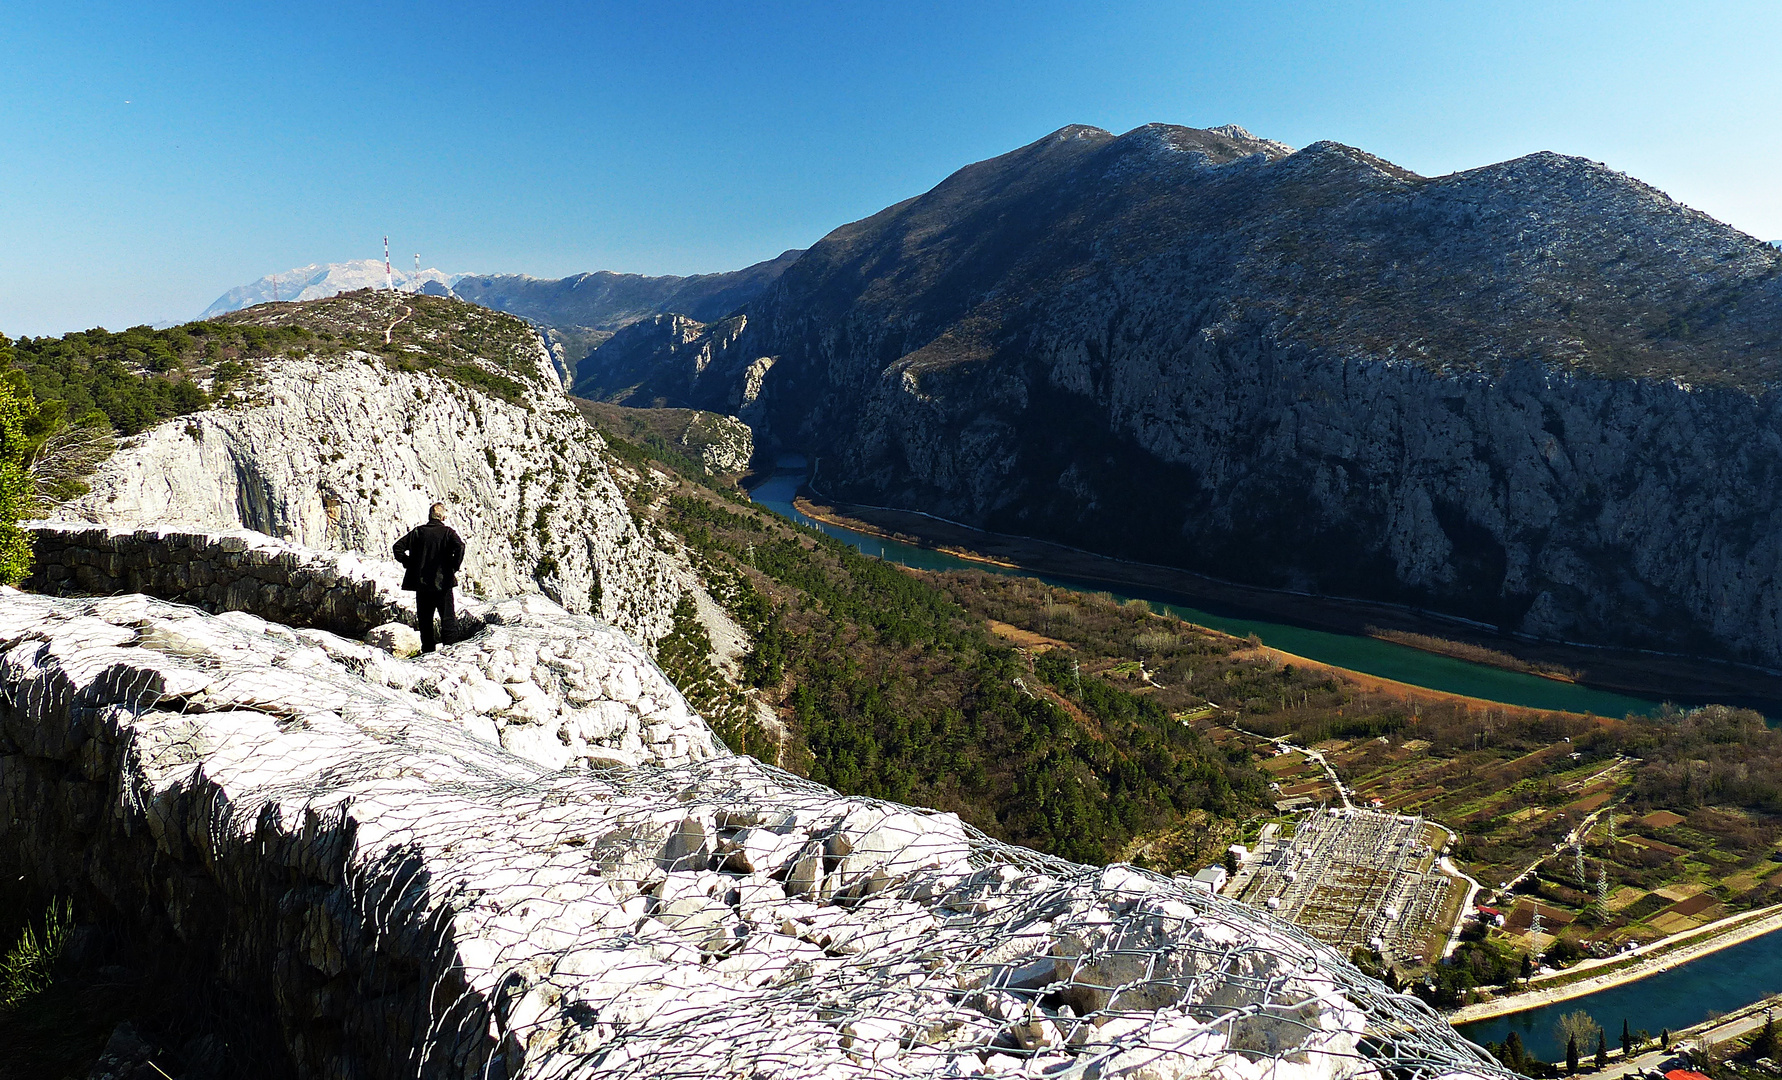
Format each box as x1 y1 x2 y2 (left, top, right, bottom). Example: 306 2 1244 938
394 502 465 653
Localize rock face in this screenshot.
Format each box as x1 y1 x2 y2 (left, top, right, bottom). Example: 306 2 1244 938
55 292 732 653
578 122 1782 666
0 586 1506 1080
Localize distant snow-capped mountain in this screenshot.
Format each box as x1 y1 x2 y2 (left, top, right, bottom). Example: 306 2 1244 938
201 260 468 319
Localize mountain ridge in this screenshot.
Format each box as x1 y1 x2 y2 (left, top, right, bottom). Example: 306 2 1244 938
574 122 1782 667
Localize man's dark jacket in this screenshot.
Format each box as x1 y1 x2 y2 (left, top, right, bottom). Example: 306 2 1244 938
393 520 465 592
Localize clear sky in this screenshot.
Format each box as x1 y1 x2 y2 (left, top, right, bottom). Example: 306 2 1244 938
2 1 1778 336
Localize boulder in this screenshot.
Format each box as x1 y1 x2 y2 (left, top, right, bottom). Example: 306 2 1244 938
366 621 421 658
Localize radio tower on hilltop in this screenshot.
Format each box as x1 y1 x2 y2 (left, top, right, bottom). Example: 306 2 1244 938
414 254 421 294
384 237 394 291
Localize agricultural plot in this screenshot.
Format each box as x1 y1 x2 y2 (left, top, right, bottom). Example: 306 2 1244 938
1189 709 1782 972
1254 746 1342 810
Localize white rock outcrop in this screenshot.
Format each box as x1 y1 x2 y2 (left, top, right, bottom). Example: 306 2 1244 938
0 588 1506 1080
58 328 724 650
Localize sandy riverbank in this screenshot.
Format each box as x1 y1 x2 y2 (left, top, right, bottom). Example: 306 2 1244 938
1448 903 1782 1024
790 494 1782 712
1240 644 1602 723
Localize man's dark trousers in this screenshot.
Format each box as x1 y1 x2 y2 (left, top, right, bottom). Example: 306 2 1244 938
416 585 454 653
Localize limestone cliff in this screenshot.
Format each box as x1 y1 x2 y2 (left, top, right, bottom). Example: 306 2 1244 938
577 123 1782 667
53 291 739 657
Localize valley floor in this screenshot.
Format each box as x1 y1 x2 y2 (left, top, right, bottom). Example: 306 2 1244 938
790 494 1782 714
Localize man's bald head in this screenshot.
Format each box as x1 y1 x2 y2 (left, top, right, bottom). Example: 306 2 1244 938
430 502 448 522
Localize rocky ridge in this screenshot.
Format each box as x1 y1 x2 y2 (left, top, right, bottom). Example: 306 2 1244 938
53 291 744 662
0 585 1504 1079
577 123 1782 667
21 523 714 769
453 249 804 374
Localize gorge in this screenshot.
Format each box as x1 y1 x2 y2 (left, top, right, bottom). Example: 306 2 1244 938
575 123 1782 672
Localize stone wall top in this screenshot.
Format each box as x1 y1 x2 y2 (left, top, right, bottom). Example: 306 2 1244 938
26 519 425 639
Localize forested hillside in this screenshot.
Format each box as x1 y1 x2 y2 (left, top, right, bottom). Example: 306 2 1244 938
590 402 1782 902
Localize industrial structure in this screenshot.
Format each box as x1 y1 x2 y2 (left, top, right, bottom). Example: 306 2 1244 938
1228 807 1461 965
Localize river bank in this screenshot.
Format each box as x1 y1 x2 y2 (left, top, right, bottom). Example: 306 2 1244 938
1237 643 1602 724
791 493 1782 714
1450 904 1782 1024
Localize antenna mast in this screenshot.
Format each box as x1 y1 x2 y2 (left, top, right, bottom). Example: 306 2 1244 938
414 253 421 293
384 236 393 291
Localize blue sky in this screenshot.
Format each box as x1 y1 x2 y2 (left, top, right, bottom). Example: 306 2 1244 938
2 1 1778 336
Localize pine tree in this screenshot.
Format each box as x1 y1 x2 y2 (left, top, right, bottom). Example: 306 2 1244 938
1661 1029 1671 1051
1504 1031 1527 1073
1522 953 1535 981
1568 1034 1580 1076
1597 1032 1609 1070
1622 1019 1634 1058
0 373 44 583
1755 1013 1776 1058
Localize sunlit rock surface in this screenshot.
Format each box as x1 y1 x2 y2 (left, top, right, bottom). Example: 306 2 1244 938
1 587 1507 1080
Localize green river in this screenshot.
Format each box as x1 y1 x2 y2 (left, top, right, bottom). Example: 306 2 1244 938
749 457 1657 718
748 457 1782 1044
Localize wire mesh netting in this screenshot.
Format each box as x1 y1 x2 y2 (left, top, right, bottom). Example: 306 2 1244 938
0 587 1513 1080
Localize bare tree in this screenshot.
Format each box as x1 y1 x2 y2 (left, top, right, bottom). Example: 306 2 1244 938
27 420 115 512
1556 1011 1603 1062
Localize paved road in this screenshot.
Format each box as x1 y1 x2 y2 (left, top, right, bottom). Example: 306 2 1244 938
1580 996 1778 1080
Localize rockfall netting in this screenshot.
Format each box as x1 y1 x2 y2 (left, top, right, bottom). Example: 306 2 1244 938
0 588 1512 1080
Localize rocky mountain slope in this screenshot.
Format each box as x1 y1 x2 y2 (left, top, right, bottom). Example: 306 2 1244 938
577 123 1782 668
48 291 744 662
201 260 466 317
453 249 802 335
453 249 804 370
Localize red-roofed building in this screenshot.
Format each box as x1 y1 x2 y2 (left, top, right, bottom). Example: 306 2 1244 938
1666 1069 1711 1080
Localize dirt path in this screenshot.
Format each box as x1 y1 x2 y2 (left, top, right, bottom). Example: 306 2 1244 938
384 304 413 344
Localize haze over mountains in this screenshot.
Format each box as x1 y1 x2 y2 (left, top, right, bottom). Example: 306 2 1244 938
200 260 468 318
575 122 1782 668
201 250 805 365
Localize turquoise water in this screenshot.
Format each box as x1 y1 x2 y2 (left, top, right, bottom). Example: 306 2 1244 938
1456 928 1782 1061
750 460 1782 1035
748 458 1658 718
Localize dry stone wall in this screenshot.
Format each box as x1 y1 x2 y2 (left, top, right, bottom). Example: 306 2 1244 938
0 587 1509 1080
22 522 720 771
26 522 419 639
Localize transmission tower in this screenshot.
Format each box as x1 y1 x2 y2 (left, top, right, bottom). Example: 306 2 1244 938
1531 906 1545 939
1596 866 1609 912
384 236 394 291
1575 839 1586 884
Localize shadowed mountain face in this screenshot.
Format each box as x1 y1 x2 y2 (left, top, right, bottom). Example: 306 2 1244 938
576 123 1782 667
